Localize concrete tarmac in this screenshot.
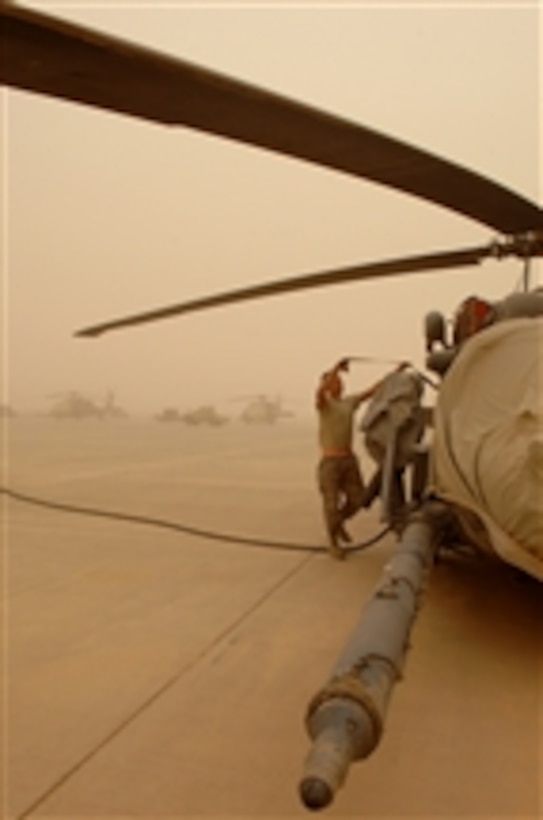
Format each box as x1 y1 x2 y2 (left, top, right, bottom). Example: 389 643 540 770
2 418 542 818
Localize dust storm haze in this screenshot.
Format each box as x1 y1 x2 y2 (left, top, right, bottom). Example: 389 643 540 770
2 2 541 417
2 7 543 817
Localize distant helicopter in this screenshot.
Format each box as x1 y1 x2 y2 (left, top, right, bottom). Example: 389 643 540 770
47 391 104 420
236 394 295 425
2 3 542 811
47 390 128 420
155 404 228 425
179 405 229 426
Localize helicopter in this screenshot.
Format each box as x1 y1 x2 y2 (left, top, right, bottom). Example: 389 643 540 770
46 390 129 420
155 404 228 425
235 394 295 425
2 2 542 812
46 390 106 420
179 405 229 426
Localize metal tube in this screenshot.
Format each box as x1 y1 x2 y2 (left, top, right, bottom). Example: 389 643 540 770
299 506 440 810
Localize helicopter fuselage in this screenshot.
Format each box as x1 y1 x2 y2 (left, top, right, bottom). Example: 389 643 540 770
430 313 543 580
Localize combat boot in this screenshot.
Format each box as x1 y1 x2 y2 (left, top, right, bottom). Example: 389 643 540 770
327 532 346 560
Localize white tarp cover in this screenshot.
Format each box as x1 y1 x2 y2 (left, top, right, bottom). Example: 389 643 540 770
430 317 543 580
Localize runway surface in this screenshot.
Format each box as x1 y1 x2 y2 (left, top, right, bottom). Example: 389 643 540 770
2 417 541 818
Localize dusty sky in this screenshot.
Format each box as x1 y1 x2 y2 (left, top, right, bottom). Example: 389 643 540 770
3 1 541 416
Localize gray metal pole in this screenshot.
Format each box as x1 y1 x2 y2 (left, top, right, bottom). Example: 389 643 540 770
299 504 443 810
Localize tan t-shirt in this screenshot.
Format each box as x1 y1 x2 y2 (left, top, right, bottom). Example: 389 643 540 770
318 395 359 452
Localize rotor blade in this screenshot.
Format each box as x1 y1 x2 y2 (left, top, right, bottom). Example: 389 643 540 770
75 244 492 338
349 356 404 365
2 5 542 234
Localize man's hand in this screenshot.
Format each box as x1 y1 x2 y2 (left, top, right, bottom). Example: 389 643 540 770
336 357 350 373
395 360 410 372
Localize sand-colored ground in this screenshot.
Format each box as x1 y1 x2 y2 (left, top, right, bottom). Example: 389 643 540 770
2 417 541 818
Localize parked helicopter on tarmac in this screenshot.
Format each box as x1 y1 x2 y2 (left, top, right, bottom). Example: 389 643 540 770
2 3 542 811
235 394 295 425
179 405 229 426
47 391 103 420
47 390 129 420
155 405 229 425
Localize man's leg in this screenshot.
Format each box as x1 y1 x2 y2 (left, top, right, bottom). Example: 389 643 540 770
339 455 366 534
317 458 345 559
361 467 382 509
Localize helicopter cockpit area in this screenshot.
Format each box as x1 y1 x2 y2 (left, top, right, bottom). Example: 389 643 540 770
425 287 543 377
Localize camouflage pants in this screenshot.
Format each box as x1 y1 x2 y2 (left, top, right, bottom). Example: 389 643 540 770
317 454 365 539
